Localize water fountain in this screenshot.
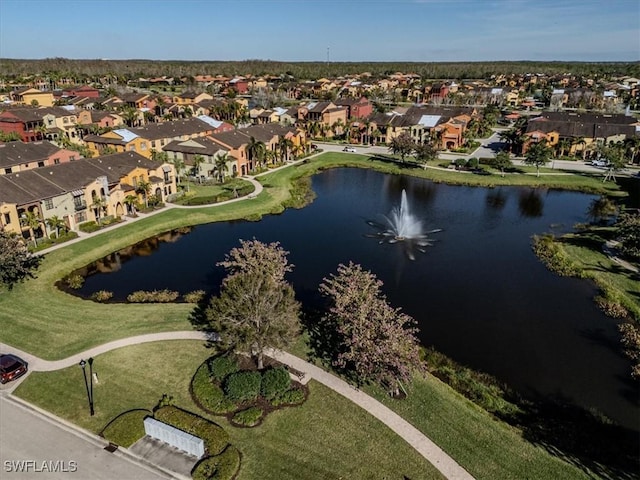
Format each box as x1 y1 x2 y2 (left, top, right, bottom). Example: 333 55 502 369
367 189 440 259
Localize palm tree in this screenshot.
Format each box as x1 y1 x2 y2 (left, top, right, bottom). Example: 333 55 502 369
91 196 107 225
21 211 42 248
123 194 138 216
121 106 138 127
136 180 151 208
215 153 230 183
624 136 640 164
45 215 65 238
557 138 571 157
278 137 294 163
192 155 204 182
247 137 266 171
171 157 187 191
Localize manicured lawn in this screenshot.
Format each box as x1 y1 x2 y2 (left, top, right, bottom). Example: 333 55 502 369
173 178 254 205
364 375 590 480
15 341 442 480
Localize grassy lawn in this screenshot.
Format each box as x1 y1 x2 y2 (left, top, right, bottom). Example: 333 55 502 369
173 178 254 205
363 376 589 480
15 341 442 480
560 229 640 319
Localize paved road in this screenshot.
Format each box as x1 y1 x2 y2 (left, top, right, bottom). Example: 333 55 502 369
1 333 475 480
315 131 639 176
0 396 174 480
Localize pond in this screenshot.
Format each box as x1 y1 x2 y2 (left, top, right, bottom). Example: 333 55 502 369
74 167 639 432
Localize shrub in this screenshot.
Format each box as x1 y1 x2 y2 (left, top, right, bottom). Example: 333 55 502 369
232 407 263 427
126 289 180 303
209 355 239 383
79 221 100 233
531 234 582 277
100 410 149 448
192 446 241 480
223 371 261 403
183 290 206 304
154 406 229 456
91 290 113 302
271 387 305 406
260 367 291 400
65 274 85 289
191 363 235 414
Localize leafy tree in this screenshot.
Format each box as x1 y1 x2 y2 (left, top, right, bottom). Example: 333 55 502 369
0 231 42 290
616 212 640 260
493 150 512 177
524 141 552 177
388 132 415 164
91 196 106 224
205 239 300 369
413 142 437 166
318 262 421 395
123 194 138 215
192 155 204 181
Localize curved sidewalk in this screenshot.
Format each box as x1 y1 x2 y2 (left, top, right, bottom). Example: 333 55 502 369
1 332 474 480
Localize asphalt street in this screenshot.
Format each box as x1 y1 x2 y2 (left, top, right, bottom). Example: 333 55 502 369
0 396 173 480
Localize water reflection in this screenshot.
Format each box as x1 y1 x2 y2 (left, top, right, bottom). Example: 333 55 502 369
519 189 544 217
486 188 507 210
74 227 193 275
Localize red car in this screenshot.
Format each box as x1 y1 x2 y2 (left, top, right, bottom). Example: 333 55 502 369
0 354 28 384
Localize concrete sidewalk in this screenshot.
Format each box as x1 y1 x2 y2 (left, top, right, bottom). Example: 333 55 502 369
2 332 475 480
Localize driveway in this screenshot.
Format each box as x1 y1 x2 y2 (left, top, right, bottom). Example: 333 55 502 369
0 396 175 480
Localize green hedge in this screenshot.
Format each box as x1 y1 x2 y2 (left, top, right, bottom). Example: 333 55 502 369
260 367 291 400
126 289 180 303
209 355 239 383
154 406 229 456
232 407 263 427
101 410 150 447
271 387 305 406
192 446 241 480
223 371 261 403
191 363 235 414
79 221 101 233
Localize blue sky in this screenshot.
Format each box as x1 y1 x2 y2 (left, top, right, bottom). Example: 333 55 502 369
1 0 638 61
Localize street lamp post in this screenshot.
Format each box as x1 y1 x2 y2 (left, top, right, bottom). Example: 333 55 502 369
79 358 94 416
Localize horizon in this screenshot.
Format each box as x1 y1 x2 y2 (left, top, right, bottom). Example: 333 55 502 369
1 0 638 63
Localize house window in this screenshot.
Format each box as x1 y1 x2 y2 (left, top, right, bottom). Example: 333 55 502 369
132 177 138 188
47 119 54 126
63 117 69 124
129 145 135 151
4 168 11 174
44 198 53 210
38 161 45 167
54 158 60 165
3 213 10 224
140 142 147 150
152 141 156 149
70 156 75 161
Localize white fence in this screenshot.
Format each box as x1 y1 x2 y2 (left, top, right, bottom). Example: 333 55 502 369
143 417 205 458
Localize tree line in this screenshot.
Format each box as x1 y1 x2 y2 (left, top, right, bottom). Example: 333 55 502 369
1 58 639 82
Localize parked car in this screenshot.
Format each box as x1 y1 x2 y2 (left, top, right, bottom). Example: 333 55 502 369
591 159 610 168
0 354 28 384
343 146 357 153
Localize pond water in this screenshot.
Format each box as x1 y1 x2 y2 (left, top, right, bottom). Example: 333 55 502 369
75 168 639 431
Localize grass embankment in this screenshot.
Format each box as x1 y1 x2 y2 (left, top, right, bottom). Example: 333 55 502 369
173 178 255 206
14 341 442 480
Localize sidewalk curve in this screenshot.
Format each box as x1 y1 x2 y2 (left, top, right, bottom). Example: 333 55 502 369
2 331 474 480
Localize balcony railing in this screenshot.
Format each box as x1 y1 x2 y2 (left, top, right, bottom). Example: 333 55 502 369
74 201 87 211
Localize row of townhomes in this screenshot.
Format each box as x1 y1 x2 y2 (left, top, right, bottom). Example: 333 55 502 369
1 70 639 245
0 147 176 239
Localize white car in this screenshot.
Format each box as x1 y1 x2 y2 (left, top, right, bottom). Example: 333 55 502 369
343 146 357 153
591 159 610 168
